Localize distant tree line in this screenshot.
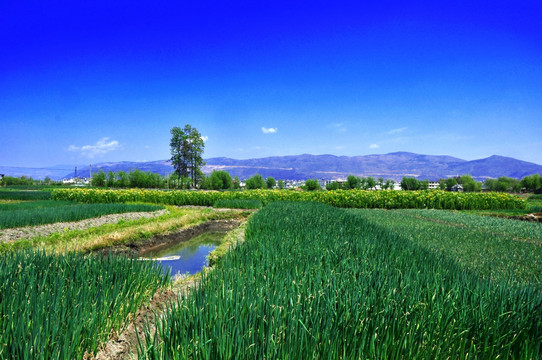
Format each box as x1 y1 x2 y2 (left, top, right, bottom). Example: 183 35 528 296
3 171 542 194
0 175 60 186
91 169 168 188
325 175 395 191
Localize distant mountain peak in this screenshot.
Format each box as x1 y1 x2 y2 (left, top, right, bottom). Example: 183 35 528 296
5 152 540 181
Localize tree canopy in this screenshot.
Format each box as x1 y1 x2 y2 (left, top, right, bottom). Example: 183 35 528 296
170 125 205 188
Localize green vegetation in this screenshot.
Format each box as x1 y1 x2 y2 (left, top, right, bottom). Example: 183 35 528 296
400 176 429 190
0 190 52 200
0 202 164 229
170 124 205 188
0 206 248 254
0 200 72 211
139 202 542 359
92 168 167 188
353 209 542 283
53 188 526 210
266 177 276 189
485 176 522 193
201 170 233 190
213 199 263 209
245 174 266 189
303 178 320 191
0 249 168 359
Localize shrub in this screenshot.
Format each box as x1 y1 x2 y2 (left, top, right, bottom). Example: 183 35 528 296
304 179 321 191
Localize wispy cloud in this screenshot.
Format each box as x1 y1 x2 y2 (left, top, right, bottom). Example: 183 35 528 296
67 137 121 158
388 127 408 134
369 144 379 149
261 127 277 134
329 123 347 133
201 136 209 142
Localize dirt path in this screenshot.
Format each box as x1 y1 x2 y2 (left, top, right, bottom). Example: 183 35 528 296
0 209 169 244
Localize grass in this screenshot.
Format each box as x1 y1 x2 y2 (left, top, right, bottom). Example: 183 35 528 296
0 249 169 359
0 201 164 229
138 202 542 359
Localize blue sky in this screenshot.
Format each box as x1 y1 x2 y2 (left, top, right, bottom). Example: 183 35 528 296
1 1 541 169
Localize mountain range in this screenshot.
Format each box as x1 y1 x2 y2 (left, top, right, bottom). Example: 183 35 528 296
6 152 541 182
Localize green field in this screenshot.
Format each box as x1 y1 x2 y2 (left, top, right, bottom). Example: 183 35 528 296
0 190 52 200
0 250 169 359
0 200 164 229
1 189 540 359
139 202 542 359
353 208 542 284
52 187 526 210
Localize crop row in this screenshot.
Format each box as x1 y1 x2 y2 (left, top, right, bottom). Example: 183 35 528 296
52 188 525 210
139 202 541 359
0 190 52 200
351 209 542 284
0 250 169 359
0 202 164 229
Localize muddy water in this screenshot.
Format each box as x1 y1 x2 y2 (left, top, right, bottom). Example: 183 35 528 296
140 231 227 276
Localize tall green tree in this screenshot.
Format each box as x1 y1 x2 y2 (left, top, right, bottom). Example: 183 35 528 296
266 177 276 189
245 174 266 189
170 125 206 188
202 170 232 190
91 170 106 187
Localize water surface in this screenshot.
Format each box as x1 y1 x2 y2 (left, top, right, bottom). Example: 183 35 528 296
141 231 226 276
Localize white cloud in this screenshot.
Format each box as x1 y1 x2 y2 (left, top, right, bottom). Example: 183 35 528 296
261 127 277 134
369 144 379 149
388 127 408 134
329 123 347 133
67 137 121 158
201 136 209 142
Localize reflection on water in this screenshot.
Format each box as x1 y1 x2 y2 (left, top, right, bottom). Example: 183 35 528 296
141 231 226 276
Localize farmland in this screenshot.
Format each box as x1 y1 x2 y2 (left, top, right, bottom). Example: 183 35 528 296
52 187 526 210
0 200 164 229
1 188 541 359
139 202 542 359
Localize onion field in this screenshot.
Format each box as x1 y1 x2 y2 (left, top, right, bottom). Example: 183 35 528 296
0 250 169 359
0 201 164 229
139 202 542 359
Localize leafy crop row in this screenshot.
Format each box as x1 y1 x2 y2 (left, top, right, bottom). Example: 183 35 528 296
352 209 542 284
139 202 541 359
0 250 169 359
0 202 164 229
52 188 525 210
213 199 263 209
0 190 52 200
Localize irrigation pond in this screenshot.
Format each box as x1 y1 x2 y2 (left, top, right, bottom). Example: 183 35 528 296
140 230 227 277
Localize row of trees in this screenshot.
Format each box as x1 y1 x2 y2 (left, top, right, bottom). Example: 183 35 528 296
199 171 285 190
325 175 395 191
91 169 167 188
